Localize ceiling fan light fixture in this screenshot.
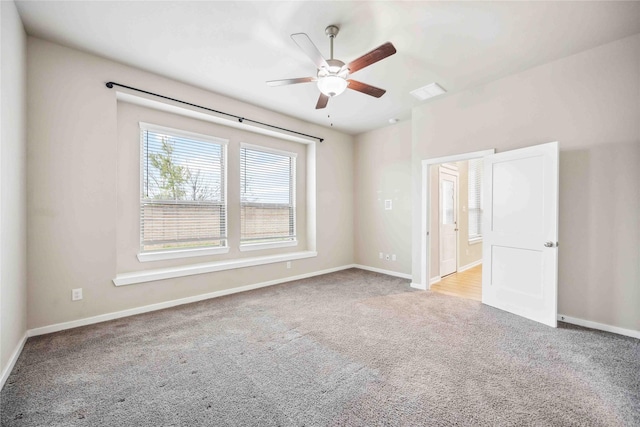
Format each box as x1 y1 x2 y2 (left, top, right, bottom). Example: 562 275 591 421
317 75 348 97
268 26 396 109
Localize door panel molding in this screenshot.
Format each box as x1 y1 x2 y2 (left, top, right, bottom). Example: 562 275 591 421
482 141 559 327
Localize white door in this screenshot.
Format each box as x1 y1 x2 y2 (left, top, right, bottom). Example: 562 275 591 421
482 142 559 327
439 168 458 277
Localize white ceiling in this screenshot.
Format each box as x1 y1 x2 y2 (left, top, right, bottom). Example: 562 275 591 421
15 1 640 135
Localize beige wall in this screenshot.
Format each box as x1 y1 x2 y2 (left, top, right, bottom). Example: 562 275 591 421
354 121 411 275
27 37 354 329
12 11 640 343
1 0 28 377
412 34 640 331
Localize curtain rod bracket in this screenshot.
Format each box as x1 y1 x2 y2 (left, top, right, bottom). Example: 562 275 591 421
104 81 323 143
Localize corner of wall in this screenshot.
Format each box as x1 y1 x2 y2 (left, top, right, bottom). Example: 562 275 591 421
0 0 29 387
352 121 412 276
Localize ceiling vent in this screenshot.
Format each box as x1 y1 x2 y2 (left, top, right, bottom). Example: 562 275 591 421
410 82 446 101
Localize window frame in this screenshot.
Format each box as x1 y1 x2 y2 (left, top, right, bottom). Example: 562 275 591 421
138 122 229 262
239 142 298 252
467 158 483 244
114 92 318 285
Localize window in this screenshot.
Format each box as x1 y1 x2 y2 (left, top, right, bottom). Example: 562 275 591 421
240 144 296 249
468 158 483 242
140 123 227 254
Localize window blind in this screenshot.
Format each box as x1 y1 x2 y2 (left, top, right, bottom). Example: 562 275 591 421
468 158 483 240
140 124 227 252
240 144 296 245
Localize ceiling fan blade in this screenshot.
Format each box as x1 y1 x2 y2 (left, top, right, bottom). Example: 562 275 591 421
347 42 397 74
291 33 329 69
315 93 329 109
347 80 386 98
266 77 316 87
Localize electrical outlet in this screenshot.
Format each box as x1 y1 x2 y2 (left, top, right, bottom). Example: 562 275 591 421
71 288 83 301
392 254 397 261
379 252 383 259
385 254 390 261
286 261 291 269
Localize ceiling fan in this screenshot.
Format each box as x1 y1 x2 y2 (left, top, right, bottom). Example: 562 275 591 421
267 25 396 109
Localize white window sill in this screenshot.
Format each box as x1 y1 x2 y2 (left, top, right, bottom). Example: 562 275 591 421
468 238 483 245
113 250 317 287
137 246 230 262
239 240 297 252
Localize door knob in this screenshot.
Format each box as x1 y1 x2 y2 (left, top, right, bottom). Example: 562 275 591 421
544 241 555 247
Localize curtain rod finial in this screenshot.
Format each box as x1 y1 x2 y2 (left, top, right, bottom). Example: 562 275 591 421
106 82 114 89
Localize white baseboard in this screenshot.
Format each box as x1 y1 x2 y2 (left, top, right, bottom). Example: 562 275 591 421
28 265 354 337
429 276 441 286
352 264 412 280
458 260 482 273
558 314 640 339
1 332 27 391
410 282 427 290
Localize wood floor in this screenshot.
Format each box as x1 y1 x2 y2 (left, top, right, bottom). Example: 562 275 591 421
430 264 482 301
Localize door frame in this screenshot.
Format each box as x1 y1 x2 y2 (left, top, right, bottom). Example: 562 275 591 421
418 149 495 290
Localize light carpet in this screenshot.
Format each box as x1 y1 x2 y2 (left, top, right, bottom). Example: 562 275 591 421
1 269 639 426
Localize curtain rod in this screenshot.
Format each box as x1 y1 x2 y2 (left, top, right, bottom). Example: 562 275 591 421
105 82 324 143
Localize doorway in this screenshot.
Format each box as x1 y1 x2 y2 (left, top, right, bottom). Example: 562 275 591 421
419 143 559 327
430 161 483 301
